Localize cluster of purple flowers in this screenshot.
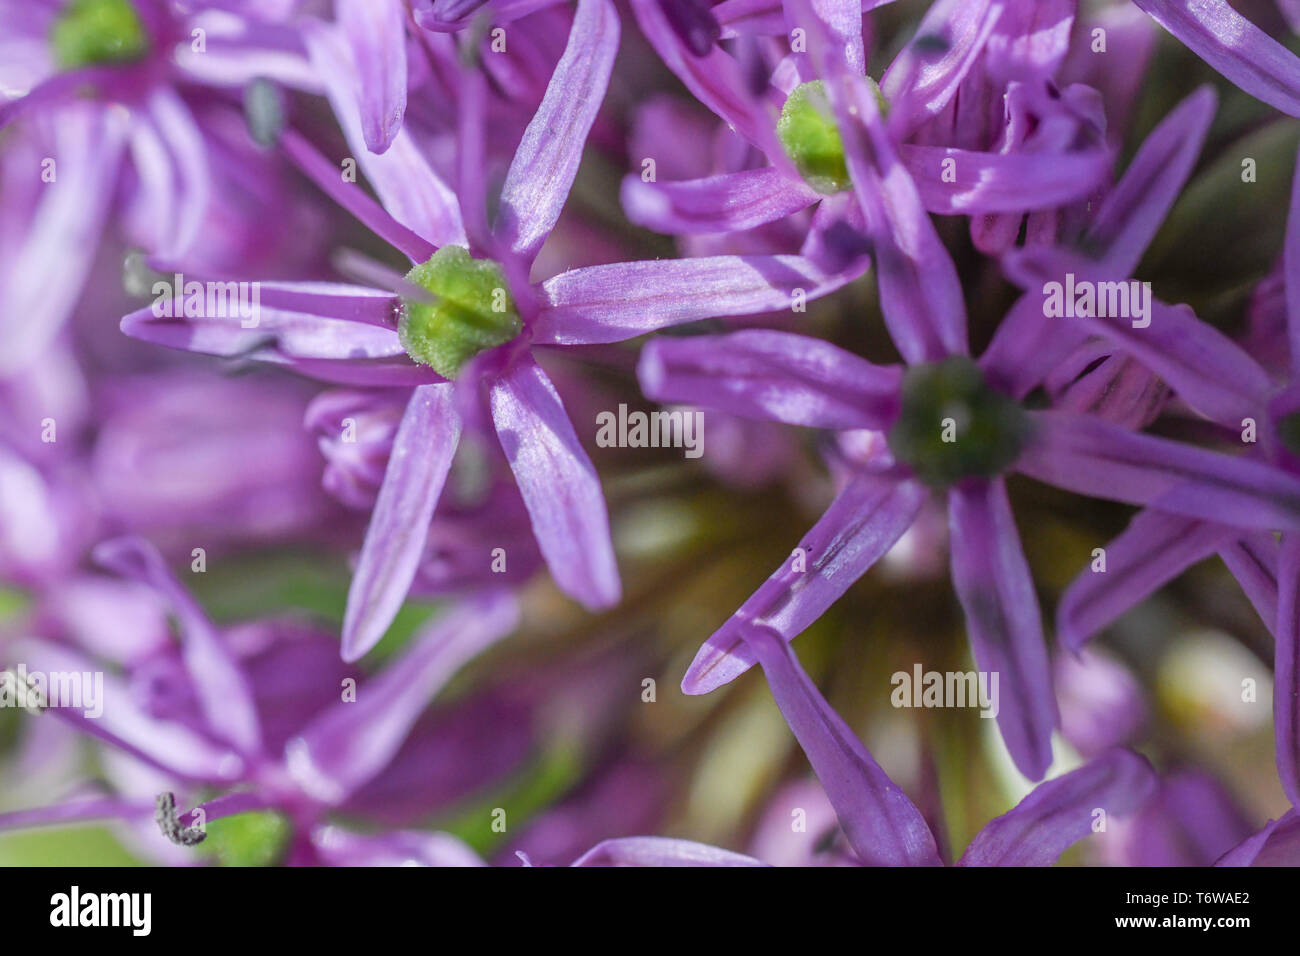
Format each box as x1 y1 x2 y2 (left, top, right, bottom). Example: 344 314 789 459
2 0 1300 866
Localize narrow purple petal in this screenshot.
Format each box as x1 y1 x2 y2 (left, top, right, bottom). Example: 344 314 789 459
978 87 1216 400
1082 86 1217 275
248 281 400 328
302 22 466 249
1133 0 1300 117
1220 532 1280 630
714 0 788 36
1057 511 1235 651
313 827 486 866
0 68 114 131
620 167 818 235
456 63 493 253
119 284 427 385
415 0 560 30
795 8 968 361
743 624 943 866
495 0 620 262
280 127 438 263
948 478 1056 780
338 0 407 154
534 255 857 345
638 329 901 430
341 384 462 662
684 475 925 694
289 592 520 802
958 749 1156 866
144 88 211 262
1017 411 1300 531
0 104 125 375
1274 534 1300 806
490 354 620 610
804 0 867 75
571 837 768 866
0 799 147 834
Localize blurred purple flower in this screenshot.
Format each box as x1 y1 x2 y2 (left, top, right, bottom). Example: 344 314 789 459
0 535 520 865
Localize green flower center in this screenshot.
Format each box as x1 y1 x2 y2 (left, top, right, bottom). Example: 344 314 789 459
886 357 1030 487
399 246 522 379
777 79 887 195
51 0 149 70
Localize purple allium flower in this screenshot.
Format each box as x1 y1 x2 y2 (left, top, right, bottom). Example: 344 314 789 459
123 0 860 661
636 19 1300 780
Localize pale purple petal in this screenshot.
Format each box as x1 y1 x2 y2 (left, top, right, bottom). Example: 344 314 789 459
570 836 768 866
1002 248 1273 426
13 639 243 782
1220 532 1280 629
978 87 1216 399
804 0 867 75
797 16 968 361
341 384 462 662
0 105 125 375
144 87 211 262
338 0 407 154
1082 86 1217 275
279 127 439 263
629 0 784 160
0 798 148 834
119 285 429 385
491 354 620 609
312 827 486 866
303 21 466 249
534 255 856 345
495 0 620 262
